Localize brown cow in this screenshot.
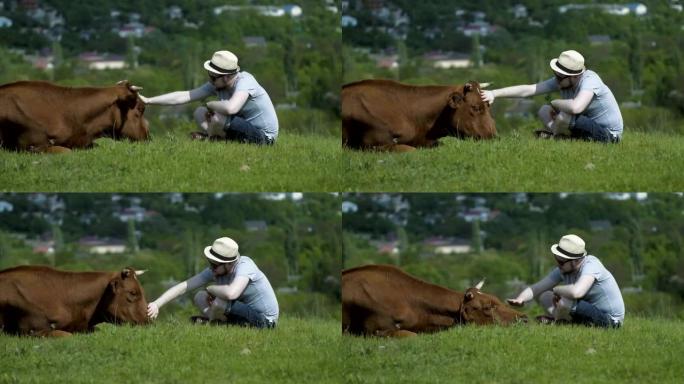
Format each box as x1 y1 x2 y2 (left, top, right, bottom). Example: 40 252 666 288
342 79 496 152
0 265 149 337
342 264 526 337
0 80 149 152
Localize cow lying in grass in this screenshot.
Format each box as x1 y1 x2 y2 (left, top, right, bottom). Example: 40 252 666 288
0 265 149 337
342 80 496 152
342 264 526 337
0 80 149 153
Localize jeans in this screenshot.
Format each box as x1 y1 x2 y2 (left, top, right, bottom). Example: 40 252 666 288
570 300 621 328
224 301 276 329
570 115 620 143
223 116 273 145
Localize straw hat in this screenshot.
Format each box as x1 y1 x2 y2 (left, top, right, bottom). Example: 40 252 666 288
204 51 240 75
549 50 585 76
204 237 240 264
551 234 587 259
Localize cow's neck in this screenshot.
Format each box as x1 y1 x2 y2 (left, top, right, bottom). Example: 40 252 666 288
80 94 122 139
409 86 457 138
412 282 464 318
59 272 113 325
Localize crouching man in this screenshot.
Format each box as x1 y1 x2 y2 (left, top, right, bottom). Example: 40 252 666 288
507 234 624 328
147 236 279 328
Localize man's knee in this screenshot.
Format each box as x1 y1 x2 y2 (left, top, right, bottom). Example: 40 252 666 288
538 105 553 121
193 107 208 123
538 291 555 314
193 290 210 309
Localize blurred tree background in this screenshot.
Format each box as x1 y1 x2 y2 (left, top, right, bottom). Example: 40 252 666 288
0 193 342 319
343 193 684 319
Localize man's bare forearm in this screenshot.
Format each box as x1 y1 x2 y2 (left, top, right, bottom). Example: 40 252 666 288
146 91 192 105
492 84 537 98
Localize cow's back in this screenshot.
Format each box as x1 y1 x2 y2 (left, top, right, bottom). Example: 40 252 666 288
0 265 100 306
0 82 70 150
342 264 464 335
0 81 130 151
0 265 109 334
342 80 457 150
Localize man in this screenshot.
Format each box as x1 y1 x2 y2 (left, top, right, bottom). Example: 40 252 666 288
507 234 625 328
480 50 623 143
147 236 279 328
140 50 278 145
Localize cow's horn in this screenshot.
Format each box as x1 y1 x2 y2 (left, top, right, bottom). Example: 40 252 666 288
480 83 491 88
117 80 128 85
130 85 143 92
135 270 147 276
475 279 485 290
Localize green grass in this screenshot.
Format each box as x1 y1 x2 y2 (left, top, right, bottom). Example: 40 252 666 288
343 317 684 384
0 133 341 192
0 317 340 384
341 131 684 191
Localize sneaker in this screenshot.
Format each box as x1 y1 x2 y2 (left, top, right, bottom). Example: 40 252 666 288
190 315 210 324
535 315 556 324
189 131 208 141
534 129 554 139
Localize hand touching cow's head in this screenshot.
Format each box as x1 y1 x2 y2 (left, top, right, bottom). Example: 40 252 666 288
459 280 526 325
447 81 496 139
103 267 149 325
115 81 150 141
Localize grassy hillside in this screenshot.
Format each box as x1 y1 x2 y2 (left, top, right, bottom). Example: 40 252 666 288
341 131 684 192
0 133 341 192
343 317 684 384
0 317 340 384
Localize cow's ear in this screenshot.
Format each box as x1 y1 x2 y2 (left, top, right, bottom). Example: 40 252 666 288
465 291 475 301
448 92 463 109
464 82 474 93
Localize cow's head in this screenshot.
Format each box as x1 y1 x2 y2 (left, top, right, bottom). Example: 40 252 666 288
459 280 526 325
115 81 150 141
446 81 496 139
102 267 149 325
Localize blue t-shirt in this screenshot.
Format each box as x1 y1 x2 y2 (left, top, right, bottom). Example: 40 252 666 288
200 71 279 140
548 255 625 323
540 70 623 137
199 255 279 322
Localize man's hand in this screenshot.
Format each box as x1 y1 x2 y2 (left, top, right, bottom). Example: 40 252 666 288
147 302 159 320
138 95 150 104
506 298 524 307
480 90 495 105
207 297 228 321
204 105 215 121
549 105 559 120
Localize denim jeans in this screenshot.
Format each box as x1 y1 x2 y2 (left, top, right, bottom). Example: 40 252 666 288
570 300 621 328
224 301 275 329
570 115 620 143
223 116 273 145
